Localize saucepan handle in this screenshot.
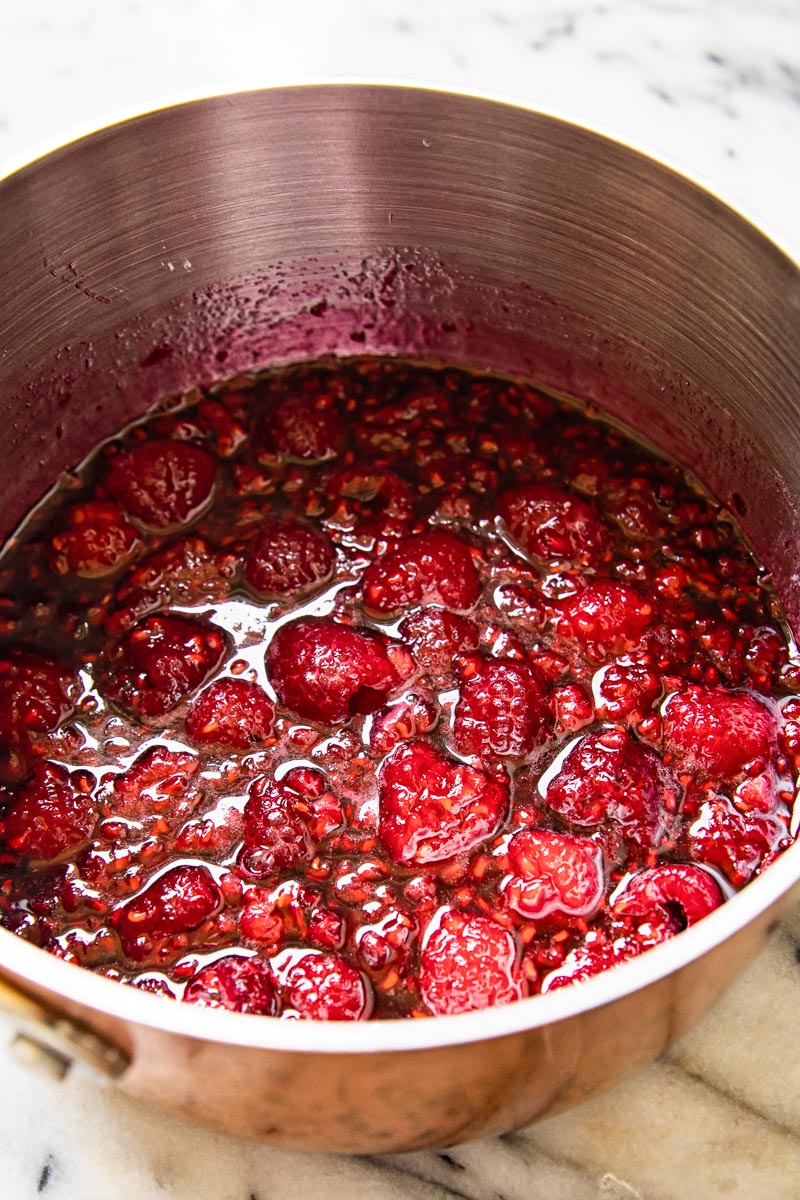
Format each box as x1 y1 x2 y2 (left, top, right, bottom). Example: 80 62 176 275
0 973 129 1080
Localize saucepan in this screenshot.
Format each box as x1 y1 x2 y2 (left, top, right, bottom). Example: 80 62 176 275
0 85 799 1153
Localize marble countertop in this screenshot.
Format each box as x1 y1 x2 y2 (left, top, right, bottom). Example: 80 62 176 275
1 1 800 1197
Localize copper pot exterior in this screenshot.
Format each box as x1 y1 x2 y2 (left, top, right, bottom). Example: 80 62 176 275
0 86 799 1152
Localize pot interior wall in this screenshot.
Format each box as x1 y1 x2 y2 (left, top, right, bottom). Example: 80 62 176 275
1 86 799 621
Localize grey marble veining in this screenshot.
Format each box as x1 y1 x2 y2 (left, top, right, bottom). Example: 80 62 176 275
2 901 800 1200
0 1 799 1197
1 0 799 255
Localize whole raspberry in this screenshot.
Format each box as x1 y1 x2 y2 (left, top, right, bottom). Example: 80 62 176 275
541 931 629 992
110 864 221 961
499 483 608 565
185 678 274 749
236 775 314 880
278 951 372 1020
0 651 73 750
594 656 662 721
662 685 777 782
183 955 277 1014
266 618 400 724
399 607 479 675
362 529 480 615
503 829 604 921
101 614 227 718
263 395 345 462
369 692 438 756
6 762 96 861
105 439 217 529
378 738 508 864
545 727 674 847
112 536 223 620
51 501 140 577
244 518 335 597
554 581 653 660
110 745 199 820
684 796 785 886
324 463 415 538
453 659 552 758
614 863 723 927
280 765 345 840
419 908 524 1015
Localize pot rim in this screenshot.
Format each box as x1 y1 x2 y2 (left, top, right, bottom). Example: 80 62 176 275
2 839 799 1052
0 83 798 1056
0 80 797 270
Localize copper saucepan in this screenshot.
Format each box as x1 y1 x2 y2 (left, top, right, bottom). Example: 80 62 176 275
0 85 799 1153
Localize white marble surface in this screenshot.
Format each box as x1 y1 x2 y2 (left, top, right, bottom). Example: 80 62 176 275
1 1 800 1197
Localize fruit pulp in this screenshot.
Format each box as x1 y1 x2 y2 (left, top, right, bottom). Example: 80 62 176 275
0 358 797 1020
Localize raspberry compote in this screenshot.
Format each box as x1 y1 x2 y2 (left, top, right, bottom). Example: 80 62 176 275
0 359 798 1020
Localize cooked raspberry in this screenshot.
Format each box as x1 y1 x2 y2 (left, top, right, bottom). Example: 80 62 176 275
193 397 249 458
266 618 400 724
732 771 779 815
419 909 524 1015
265 395 345 462
278 951 372 1020
594 657 662 721
130 976 177 999
614 863 724 927
110 745 199 820
173 806 245 857
566 450 610 495
185 678 274 750
745 627 786 690
362 379 451 438
183 955 277 1015
237 776 314 880
499 483 608 565
493 585 545 633
541 932 628 992
308 908 346 951
554 582 653 660
109 536 233 636
378 739 507 865
356 905 416 972
399 607 479 674
552 682 595 734
453 659 552 758
545 728 674 847
239 890 285 945
243 518 335 598
0 651 73 750
325 464 415 535
110 864 221 961
51 501 140 577
362 530 480 615
369 692 438 756
5 763 96 861
685 797 785 886
503 829 603 921
605 480 664 540
277 764 345 840
2 357 798 1021
102 614 228 718
115 536 216 607
105 440 217 529
663 685 777 782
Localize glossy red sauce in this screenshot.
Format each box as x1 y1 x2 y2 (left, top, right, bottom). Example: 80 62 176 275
0 359 797 1020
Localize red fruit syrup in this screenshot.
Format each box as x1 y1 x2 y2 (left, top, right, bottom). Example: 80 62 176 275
0 358 797 1020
